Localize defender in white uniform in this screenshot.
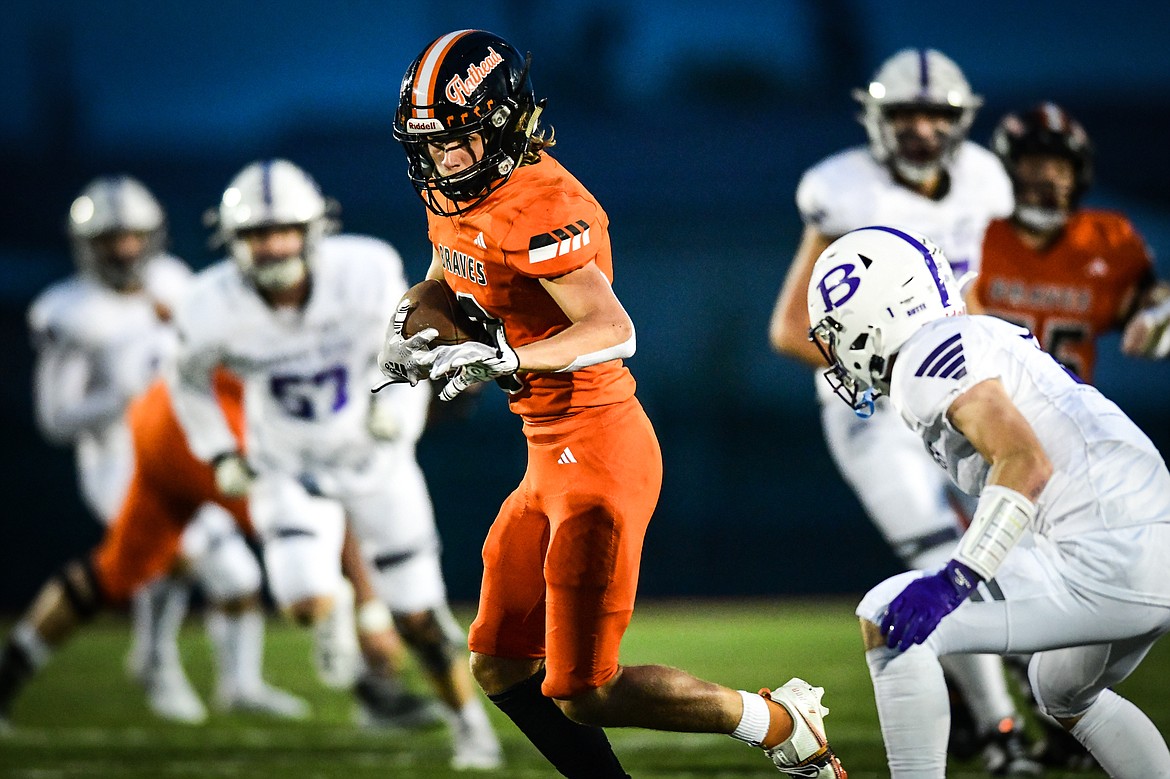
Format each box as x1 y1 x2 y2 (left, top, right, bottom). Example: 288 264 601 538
23 176 293 724
807 225 1170 779
767 49 1032 772
170 160 501 769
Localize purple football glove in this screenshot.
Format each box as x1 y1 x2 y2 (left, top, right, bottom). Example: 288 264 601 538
880 560 981 652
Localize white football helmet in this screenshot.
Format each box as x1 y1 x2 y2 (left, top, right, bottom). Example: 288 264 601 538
853 48 982 184
68 175 165 289
807 225 965 414
213 159 333 291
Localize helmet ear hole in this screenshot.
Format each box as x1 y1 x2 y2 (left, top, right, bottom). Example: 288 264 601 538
489 105 511 129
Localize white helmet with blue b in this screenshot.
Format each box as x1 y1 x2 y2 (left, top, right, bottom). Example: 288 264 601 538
806 225 965 415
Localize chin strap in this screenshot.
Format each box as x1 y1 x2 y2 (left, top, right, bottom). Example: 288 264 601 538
525 100 546 137
853 387 876 419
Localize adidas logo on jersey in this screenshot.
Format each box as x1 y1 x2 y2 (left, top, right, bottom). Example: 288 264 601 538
557 447 577 465
473 232 486 249
528 220 591 263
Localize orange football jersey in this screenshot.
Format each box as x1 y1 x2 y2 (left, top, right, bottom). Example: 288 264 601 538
972 210 1154 382
426 154 637 418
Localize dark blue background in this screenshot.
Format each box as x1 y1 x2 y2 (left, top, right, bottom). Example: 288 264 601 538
3 1 1169 608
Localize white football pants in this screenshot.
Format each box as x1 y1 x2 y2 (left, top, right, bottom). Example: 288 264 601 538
249 442 448 614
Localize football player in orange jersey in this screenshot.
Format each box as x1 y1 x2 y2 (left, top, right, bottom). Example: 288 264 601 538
378 29 845 779
0 373 315 727
969 102 1170 769
969 102 1170 383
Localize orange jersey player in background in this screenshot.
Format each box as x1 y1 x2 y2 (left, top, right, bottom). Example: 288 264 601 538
94 370 250 602
378 29 845 779
969 102 1170 384
0 370 308 727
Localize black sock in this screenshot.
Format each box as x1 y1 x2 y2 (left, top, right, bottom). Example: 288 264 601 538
0 638 36 719
488 667 630 779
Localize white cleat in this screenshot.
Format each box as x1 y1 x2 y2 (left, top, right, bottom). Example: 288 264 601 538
450 736 504 771
215 682 311 720
760 678 846 778
145 665 208 725
448 710 503 771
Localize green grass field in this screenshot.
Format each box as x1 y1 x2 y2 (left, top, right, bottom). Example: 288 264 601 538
3 599 1167 778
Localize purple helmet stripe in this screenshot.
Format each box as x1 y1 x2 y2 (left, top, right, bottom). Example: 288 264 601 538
918 49 929 93
858 225 951 308
105 177 124 228
260 160 274 210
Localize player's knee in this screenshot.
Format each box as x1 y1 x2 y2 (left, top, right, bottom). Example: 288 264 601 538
193 534 262 605
470 651 544 696
287 595 333 627
56 559 105 621
214 593 261 615
551 681 614 726
861 618 886 651
394 609 460 676
1029 659 1095 720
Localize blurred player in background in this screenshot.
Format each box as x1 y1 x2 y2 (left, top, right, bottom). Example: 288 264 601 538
170 159 500 769
0 373 308 728
969 101 1170 769
379 29 844 779
767 50 1040 775
805 225 1170 779
971 101 1170 381
21 176 285 723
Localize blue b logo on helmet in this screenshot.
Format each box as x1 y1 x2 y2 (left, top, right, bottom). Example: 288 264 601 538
817 263 862 311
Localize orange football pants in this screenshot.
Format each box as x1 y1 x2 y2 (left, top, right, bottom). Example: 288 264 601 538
468 396 663 699
92 376 250 603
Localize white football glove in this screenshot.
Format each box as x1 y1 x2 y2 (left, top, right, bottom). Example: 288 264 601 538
212 452 256 498
420 326 520 402
376 312 438 388
1122 304 1170 359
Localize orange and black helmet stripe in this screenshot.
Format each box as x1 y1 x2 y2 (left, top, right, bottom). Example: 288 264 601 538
410 29 475 116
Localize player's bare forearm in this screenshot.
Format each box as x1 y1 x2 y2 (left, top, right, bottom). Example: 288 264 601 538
339 520 377 605
770 226 836 368
524 263 635 372
947 378 1053 501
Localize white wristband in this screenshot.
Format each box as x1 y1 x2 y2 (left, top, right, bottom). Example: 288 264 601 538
356 600 392 634
555 332 636 373
956 484 1035 580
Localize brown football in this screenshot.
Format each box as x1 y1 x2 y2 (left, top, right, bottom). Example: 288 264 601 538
396 278 481 346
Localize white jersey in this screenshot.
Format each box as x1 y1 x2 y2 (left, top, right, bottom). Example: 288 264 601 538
27 254 192 519
171 234 421 479
891 314 1170 604
797 142 1013 279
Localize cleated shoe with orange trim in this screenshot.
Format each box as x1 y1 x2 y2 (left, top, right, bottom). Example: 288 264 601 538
760 678 847 778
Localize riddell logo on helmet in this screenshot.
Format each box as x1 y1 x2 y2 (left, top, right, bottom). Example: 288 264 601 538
445 47 505 107
406 117 445 133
